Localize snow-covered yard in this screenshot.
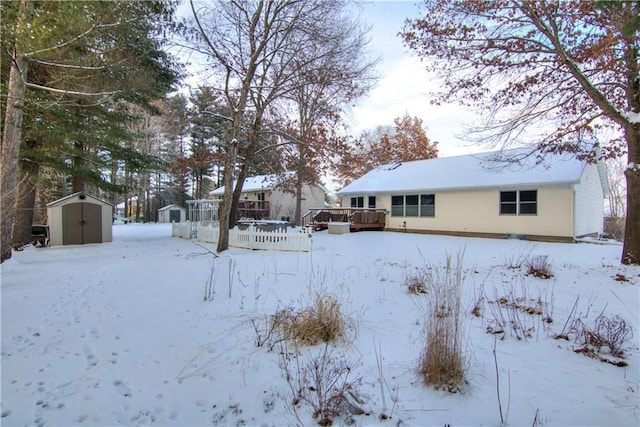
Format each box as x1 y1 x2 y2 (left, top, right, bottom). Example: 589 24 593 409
2 223 639 426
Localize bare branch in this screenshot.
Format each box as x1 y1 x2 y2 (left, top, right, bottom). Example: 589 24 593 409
24 82 119 97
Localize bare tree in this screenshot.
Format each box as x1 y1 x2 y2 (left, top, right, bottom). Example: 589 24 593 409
280 4 378 225
403 1 640 264
188 0 372 247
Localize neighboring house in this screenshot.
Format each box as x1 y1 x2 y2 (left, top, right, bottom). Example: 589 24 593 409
211 174 327 222
157 204 187 223
337 148 610 241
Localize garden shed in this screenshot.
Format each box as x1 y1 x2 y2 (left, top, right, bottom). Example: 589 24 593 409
158 204 186 223
47 192 113 246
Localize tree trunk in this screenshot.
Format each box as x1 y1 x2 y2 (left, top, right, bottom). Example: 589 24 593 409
294 147 306 226
216 138 238 253
0 54 28 263
622 125 640 264
110 161 118 215
230 143 258 225
12 143 41 248
230 118 262 225
230 161 249 225
72 141 85 193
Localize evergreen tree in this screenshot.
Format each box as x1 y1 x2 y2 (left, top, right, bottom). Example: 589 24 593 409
1 0 182 255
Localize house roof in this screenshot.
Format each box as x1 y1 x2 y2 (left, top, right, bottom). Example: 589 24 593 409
210 174 282 196
47 192 113 207
158 204 185 211
211 173 330 196
338 148 598 195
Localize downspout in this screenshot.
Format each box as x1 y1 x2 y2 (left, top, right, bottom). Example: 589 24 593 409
572 185 577 241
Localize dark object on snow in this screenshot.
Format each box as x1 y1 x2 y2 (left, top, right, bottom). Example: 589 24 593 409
31 225 49 247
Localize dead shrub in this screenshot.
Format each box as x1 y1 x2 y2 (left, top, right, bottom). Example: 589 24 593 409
572 314 633 364
281 344 364 426
485 280 554 340
404 270 428 294
417 253 467 393
525 255 553 279
603 217 625 241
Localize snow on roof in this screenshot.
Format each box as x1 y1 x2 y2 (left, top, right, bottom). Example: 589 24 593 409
47 191 113 207
158 204 185 211
210 174 283 196
338 148 588 195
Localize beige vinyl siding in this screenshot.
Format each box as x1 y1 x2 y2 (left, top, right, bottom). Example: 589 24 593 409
573 164 605 237
356 185 574 238
245 184 326 220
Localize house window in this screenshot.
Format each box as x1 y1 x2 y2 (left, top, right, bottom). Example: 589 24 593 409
500 190 537 215
500 191 517 215
391 196 404 216
391 194 436 217
518 190 537 215
257 192 265 201
350 196 364 208
420 194 435 217
405 195 419 217
368 196 376 209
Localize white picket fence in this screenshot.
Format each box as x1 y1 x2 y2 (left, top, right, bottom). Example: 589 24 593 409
196 223 312 252
172 221 191 239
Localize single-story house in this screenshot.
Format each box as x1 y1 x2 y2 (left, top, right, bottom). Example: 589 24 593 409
337 148 610 241
211 174 326 221
47 192 113 246
158 204 186 223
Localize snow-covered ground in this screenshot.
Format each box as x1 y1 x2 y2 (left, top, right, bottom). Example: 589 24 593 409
2 223 639 426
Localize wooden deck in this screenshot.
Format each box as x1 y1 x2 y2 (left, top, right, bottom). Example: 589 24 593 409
237 200 270 220
302 208 386 231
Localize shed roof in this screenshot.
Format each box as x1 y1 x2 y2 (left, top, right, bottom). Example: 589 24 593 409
338 148 594 195
47 192 113 207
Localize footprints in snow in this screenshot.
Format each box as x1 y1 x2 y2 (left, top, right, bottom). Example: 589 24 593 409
113 380 133 397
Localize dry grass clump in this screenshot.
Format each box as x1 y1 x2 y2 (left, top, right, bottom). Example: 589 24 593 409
283 293 345 346
404 270 428 294
503 246 532 269
417 253 467 393
525 255 553 279
254 293 346 349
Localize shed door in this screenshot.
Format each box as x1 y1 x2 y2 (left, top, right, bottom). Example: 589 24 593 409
62 202 103 245
169 209 181 223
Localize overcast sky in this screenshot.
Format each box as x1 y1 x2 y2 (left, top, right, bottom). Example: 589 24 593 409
348 1 483 157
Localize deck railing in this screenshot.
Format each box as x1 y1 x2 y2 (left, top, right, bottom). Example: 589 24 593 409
237 199 270 220
302 208 386 231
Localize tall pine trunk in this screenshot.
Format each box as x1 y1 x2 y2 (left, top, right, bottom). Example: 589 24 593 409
72 140 85 193
12 141 41 248
0 53 28 263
